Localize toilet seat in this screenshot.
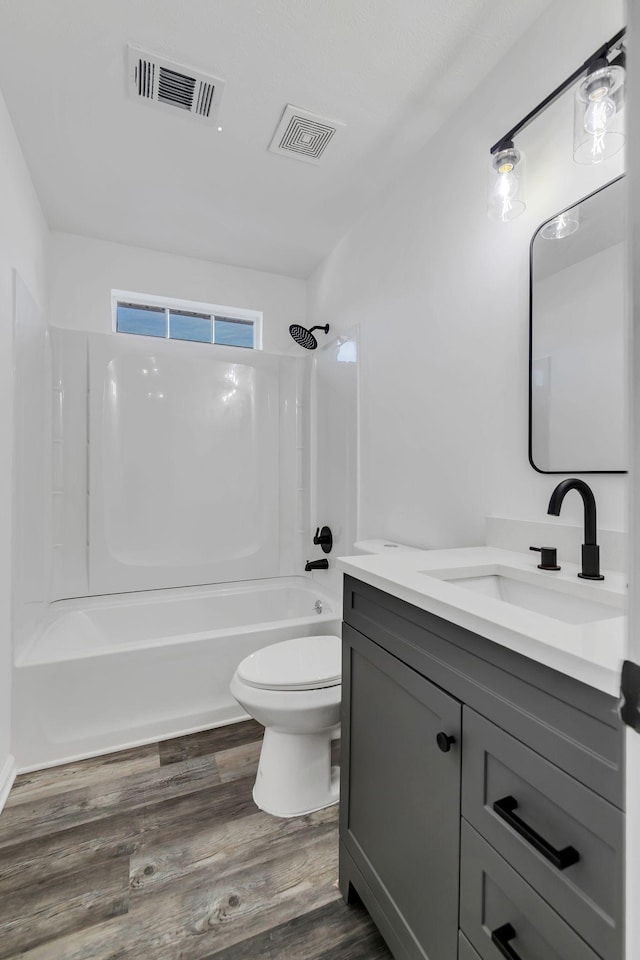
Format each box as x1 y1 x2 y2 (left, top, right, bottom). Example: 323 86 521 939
237 635 341 691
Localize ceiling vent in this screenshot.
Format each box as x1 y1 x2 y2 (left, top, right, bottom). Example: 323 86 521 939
127 45 224 124
269 105 344 164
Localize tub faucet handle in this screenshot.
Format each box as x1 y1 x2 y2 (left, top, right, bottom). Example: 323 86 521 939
313 526 333 553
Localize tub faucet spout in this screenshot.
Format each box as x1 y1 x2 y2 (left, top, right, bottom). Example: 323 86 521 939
305 559 329 572
547 478 604 580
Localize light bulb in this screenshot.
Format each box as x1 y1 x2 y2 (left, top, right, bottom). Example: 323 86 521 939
584 96 616 135
574 61 625 164
582 96 616 162
488 143 525 222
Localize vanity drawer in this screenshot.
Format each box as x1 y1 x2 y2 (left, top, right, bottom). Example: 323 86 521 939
460 821 601 960
461 707 622 960
459 932 483 960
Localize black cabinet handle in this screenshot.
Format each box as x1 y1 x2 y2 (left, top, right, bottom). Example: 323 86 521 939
493 796 580 870
436 732 456 753
491 923 521 960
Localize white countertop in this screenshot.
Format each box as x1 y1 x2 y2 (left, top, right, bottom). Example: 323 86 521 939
338 546 627 697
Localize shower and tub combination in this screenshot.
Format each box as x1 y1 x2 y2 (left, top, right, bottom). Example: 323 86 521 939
14 577 340 770
12 290 357 775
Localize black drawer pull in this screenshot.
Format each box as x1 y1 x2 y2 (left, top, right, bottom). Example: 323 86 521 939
493 795 580 870
491 923 521 960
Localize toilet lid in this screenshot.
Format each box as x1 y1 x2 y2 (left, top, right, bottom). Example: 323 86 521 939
237 635 342 691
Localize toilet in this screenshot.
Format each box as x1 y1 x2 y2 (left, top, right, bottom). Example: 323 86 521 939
230 634 342 818
231 541 421 818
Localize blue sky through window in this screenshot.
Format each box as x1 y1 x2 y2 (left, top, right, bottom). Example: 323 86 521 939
116 300 257 349
117 304 166 337
215 317 254 348
169 311 212 343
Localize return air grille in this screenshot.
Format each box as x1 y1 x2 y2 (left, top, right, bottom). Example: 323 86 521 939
128 46 224 124
157 67 196 110
269 105 344 164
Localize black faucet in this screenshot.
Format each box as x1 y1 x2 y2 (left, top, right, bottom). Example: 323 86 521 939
305 559 329 571
547 478 604 580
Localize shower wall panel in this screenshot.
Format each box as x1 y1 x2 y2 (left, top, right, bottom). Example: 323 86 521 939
50 330 89 600
12 274 50 655
310 329 359 598
88 334 283 594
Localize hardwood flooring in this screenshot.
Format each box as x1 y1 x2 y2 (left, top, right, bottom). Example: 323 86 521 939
0 721 392 959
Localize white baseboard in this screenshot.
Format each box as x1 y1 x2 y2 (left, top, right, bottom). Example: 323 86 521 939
0 754 16 815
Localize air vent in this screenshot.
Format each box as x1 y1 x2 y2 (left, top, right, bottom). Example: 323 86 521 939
269 105 344 164
127 45 224 124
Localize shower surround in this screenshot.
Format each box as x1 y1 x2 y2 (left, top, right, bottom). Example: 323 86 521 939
12 319 357 770
52 330 306 597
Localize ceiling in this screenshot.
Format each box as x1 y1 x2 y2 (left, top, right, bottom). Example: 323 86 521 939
0 0 554 278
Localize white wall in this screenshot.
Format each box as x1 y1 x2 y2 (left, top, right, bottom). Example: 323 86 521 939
308 0 627 553
0 86 48 806
48 232 306 354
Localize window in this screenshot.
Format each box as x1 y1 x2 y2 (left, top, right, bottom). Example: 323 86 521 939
117 303 166 338
113 292 261 349
215 316 254 348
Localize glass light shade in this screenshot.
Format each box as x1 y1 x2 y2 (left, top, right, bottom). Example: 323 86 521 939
488 145 525 222
540 206 580 239
574 63 625 164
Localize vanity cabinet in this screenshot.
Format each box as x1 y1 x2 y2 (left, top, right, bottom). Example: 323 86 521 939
341 623 461 960
340 575 624 960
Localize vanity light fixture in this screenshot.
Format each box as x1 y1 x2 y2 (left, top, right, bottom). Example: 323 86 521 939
573 55 625 164
487 140 526 222
488 27 625 222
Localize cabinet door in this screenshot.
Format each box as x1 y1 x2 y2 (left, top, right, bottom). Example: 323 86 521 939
341 624 461 960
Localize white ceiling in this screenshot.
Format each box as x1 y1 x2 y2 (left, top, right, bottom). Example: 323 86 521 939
0 0 554 278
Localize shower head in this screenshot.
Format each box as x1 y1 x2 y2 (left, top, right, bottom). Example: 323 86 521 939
289 323 330 350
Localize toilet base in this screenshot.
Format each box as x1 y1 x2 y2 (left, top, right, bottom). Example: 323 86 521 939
253 724 341 818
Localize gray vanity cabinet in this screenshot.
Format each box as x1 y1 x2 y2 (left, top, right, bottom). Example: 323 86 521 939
458 934 483 960
340 623 461 960
340 575 624 960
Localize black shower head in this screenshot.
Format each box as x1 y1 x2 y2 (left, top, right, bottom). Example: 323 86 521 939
289 323 330 350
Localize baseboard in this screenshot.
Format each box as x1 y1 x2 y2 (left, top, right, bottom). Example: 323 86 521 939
0 754 16 815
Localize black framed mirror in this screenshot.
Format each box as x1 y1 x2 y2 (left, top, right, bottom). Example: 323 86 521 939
529 176 627 474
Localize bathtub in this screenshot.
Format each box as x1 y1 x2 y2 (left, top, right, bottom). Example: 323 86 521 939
12 577 341 771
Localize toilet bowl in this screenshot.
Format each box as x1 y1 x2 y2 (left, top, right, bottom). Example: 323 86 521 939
230 634 342 818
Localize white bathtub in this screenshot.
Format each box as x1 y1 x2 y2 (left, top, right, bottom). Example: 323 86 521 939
12 577 341 771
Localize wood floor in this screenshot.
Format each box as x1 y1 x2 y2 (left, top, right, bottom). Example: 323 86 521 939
0 721 392 959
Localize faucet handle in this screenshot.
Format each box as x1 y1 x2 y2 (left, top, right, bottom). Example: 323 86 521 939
313 525 333 553
529 546 561 571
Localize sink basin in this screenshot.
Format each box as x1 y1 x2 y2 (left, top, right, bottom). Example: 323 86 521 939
426 566 624 625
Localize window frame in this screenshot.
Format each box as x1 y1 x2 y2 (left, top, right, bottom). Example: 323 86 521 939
111 289 263 350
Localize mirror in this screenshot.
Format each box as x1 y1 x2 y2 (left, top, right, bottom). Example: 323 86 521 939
529 176 627 474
